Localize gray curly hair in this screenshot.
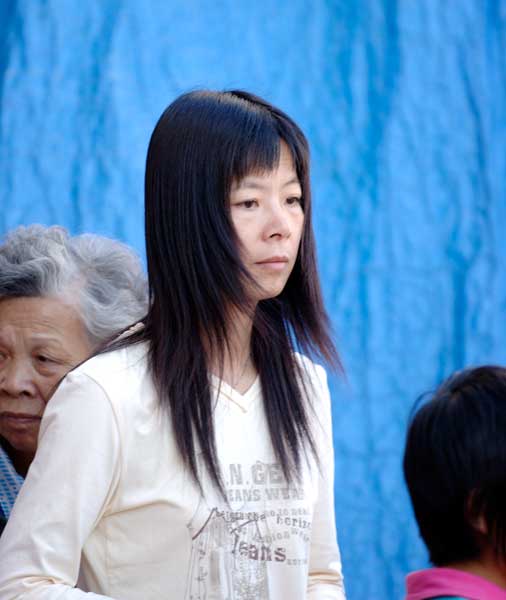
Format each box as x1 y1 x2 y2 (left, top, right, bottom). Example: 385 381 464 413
0 225 148 346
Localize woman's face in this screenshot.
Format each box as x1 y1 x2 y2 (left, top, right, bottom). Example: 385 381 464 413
0 296 92 456
229 142 305 303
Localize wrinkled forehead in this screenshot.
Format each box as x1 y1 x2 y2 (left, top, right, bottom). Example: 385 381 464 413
0 295 80 341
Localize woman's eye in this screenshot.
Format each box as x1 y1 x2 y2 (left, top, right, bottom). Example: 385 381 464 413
286 196 302 206
36 355 52 364
238 200 258 209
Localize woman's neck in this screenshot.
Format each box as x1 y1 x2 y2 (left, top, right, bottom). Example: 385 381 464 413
1 439 33 478
211 309 257 394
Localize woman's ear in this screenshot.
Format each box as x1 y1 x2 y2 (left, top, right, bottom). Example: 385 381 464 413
466 489 488 535
471 513 488 536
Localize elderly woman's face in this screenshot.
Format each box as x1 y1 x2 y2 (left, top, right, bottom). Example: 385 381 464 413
0 296 92 456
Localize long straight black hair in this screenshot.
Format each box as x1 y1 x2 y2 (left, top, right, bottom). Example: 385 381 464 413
124 90 340 494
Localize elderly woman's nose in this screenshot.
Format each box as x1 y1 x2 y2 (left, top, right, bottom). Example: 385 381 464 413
0 361 36 397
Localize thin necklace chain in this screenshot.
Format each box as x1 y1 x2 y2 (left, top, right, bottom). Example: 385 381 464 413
231 352 252 389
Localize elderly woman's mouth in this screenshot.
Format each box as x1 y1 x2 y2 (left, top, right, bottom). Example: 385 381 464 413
0 412 42 428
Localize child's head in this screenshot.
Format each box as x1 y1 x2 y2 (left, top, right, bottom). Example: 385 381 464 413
403 366 506 567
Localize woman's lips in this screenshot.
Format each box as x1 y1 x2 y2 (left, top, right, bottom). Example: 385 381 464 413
254 257 289 271
0 412 42 430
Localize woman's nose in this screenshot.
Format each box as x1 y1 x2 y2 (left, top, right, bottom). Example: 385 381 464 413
0 361 36 398
264 203 291 239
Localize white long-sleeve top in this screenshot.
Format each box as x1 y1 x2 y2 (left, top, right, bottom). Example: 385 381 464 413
0 343 345 600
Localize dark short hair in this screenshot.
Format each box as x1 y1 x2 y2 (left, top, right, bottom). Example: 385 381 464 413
403 366 506 565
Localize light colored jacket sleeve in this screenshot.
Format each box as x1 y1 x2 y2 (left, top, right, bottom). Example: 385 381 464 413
0 370 120 600
307 366 346 600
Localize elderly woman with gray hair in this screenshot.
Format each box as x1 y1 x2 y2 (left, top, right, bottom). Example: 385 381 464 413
0 225 148 533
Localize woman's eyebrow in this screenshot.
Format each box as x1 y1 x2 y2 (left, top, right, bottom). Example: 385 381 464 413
235 179 267 191
283 176 301 187
29 334 68 353
234 175 300 190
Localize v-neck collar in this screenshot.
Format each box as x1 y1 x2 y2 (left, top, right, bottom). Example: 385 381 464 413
210 374 261 412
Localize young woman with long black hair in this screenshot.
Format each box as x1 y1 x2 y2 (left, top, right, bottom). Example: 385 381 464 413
0 90 346 599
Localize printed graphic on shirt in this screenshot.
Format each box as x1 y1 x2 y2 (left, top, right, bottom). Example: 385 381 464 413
185 460 314 600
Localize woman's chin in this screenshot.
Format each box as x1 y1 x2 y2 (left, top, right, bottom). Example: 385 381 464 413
1 428 39 456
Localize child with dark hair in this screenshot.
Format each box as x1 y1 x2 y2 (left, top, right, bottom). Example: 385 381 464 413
403 366 506 600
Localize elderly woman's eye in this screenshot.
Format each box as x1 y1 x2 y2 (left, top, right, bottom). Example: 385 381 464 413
36 355 52 364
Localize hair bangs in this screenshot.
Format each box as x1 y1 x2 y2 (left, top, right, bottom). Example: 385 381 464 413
224 91 309 204
229 117 280 183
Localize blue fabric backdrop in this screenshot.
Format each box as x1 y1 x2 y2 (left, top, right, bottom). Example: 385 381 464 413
1 2 505 598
